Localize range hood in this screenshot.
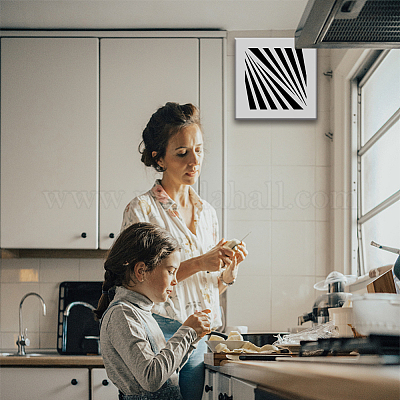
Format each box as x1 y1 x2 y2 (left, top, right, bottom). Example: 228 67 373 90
295 0 400 48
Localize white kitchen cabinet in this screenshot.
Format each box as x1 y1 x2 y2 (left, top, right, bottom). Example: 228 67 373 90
0 34 224 250
99 37 224 249
91 368 119 400
99 38 199 249
203 367 217 400
0 37 99 249
216 371 232 400
0 367 89 399
231 377 256 399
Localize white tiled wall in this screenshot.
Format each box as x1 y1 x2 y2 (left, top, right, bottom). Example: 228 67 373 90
0 257 104 350
224 31 332 333
0 30 333 349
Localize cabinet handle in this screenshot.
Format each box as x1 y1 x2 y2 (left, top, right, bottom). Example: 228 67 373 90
71 379 78 385
109 233 115 239
225 395 233 400
102 379 109 386
218 394 224 400
81 232 87 238
205 384 213 392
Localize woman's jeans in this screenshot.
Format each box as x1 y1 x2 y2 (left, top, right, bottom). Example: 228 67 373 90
153 314 206 400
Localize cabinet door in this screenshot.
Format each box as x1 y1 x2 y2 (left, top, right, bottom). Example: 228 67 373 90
99 38 199 248
216 372 232 400
99 38 224 249
232 377 256 399
203 368 217 400
91 368 119 400
0 38 99 249
0 367 89 399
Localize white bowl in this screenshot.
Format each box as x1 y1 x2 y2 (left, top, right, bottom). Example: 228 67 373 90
205 340 247 352
352 293 400 336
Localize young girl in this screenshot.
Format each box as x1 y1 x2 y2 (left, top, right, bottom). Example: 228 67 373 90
94 222 211 400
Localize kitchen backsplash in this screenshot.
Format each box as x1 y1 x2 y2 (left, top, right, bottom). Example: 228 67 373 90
0 31 332 349
0 257 105 349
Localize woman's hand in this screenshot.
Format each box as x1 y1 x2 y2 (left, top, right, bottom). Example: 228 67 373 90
220 242 248 284
199 239 235 273
182 309 212 338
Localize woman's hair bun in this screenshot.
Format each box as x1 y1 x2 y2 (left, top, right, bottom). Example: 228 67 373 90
139 102 201 172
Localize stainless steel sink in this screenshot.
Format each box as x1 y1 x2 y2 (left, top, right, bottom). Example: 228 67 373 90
0 350 59 357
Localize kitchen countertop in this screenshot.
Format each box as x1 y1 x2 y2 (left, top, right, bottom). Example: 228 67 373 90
0 350 104 367
207 357 400 400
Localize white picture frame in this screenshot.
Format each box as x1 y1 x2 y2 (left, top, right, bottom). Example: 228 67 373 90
235 38 317 119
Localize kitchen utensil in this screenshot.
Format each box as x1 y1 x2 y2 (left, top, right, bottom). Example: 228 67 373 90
298 272 354 325
352 293 400 335
370 241 400 255
328 307 353 337
57 281 102 355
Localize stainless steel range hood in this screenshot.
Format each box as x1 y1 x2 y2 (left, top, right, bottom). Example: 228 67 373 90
295 0 400 48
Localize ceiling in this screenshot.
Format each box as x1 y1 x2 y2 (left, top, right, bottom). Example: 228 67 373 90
0 0 308 31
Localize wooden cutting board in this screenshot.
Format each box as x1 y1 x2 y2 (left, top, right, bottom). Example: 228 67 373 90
367 269 396 293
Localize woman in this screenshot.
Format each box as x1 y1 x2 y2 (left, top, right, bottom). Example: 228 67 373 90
95 222 211 400
121 102 248 400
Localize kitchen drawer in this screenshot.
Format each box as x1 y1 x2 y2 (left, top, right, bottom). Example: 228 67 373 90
0 367 89 400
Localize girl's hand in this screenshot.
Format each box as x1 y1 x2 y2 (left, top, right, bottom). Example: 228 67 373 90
199 239 234 273
182 309 212 338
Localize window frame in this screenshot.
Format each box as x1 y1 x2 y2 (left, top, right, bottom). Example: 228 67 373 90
351 49 400 277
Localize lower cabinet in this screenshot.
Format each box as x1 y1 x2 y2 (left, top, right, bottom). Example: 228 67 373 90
203 367 217 400
203 369 257 400
0 367 119 400
232 377 257 399
0 367 89 400
254 387 296 400
91 367 119 400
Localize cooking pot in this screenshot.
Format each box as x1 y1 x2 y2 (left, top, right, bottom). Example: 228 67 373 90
352 293 400 335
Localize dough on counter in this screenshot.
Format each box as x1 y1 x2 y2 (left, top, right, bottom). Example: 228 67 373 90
260 344 279 352
215 343 230 353
209 334 224 341
227 330 243 341
242 342 261 352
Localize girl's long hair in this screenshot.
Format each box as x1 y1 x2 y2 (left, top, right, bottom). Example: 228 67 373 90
94 222 179 320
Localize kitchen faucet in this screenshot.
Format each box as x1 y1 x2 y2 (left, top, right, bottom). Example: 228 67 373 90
17 292 47 356
62 301 99 354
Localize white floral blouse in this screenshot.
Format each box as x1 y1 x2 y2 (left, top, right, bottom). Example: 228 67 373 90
121 180 222 329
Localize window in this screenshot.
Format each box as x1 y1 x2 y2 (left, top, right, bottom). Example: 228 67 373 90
354 50 400 276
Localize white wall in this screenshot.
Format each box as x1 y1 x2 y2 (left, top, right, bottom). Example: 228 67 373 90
224 31 333 333
0 29 333 350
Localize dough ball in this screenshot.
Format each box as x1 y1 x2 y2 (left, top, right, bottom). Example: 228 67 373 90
242 342 261 352
209 335 224 341
260 344 279 353
227 330 243 341
215 343 230 353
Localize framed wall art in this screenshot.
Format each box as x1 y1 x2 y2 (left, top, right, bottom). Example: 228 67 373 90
235 38 317 119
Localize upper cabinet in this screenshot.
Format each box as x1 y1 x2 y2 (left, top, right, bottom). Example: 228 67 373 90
99 38 199 249
0 33 224 250
1 38 99 249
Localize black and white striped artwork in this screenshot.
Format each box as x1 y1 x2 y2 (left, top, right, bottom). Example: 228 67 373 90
236 38 317 119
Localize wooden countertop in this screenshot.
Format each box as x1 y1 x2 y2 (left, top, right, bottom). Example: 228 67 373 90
207 357 400 400
0 352 104 367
